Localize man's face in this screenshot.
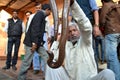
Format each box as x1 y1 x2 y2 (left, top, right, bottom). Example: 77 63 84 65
46 9 51 16
26 12 31 19
35 4 41 12
13 12 18 19
68 25 80 43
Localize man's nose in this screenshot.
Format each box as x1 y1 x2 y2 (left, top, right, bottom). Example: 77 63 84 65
71 31 75 35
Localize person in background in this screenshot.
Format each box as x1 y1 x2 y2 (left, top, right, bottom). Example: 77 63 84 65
2 10 25 71
94 29 105 64
76 0 101 36
33 17 51 75
24 3 46 74
45 1 115 80
25 11 33 69
17 4 51 80
30 3 51 75
100 0 120 80
25 11 32 20
26 3 42 74
94 8 105 64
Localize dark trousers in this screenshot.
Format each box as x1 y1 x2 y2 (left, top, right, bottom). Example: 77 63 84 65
94 36 105 62
117 42 120 60
6 37 21 67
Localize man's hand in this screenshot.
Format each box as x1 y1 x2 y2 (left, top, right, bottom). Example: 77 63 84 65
31 43 37 53
93 26 102 37
70 0 74 6
47 37 51 44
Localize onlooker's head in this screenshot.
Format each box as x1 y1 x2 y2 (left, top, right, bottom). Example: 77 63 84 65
35 2 42 12
12 10 19 19
25 11 32 19
101 0 113 3
68 22 80 44
42 4 51 16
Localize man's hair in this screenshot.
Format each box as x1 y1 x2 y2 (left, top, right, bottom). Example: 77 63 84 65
68 22 80 31
101 0 113 2
35 2 41 6
12 9 19 13
42 4 51 10
25 11 32 14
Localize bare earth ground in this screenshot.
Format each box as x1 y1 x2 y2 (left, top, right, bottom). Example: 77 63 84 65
0 59 44 80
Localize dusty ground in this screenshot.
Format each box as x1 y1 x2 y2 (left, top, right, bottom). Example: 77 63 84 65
0 59 44 80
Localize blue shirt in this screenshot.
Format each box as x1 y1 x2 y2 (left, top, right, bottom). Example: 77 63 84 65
76 0 99 20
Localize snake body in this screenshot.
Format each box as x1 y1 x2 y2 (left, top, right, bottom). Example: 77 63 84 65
49 0 59 40
47 0 70 68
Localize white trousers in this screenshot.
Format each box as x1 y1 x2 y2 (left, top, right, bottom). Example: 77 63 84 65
91 69 115 80
45 66 115 80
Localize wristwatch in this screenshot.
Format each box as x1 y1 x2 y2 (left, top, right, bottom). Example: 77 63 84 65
94 24 99 27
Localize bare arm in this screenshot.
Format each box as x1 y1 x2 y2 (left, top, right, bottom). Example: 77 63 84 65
93 10 102 37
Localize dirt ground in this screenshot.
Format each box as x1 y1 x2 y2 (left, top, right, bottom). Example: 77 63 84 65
0 59 44 80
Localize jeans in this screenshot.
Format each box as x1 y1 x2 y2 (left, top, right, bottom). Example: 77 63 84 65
33 51 45 72
33 51 40 70
94 36 105 62
6 37 21 67
105 33 120 80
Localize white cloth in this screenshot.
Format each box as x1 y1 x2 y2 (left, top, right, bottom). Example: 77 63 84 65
25 14 35 32
45 1 115 80
58 24 62 34
46 1 97 80
45 65 70 80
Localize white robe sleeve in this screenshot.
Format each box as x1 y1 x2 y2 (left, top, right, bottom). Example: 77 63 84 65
71 1 93 45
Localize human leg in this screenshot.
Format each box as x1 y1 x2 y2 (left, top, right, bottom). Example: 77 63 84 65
17 45 34 80
100 36 105 63
12 37 21 68
33 51 40 74
91 69 115 80
3 37 14 69
105 34 120 80
41 57 45 71
41 33 48 74
94 36 100 61
38 46 48 75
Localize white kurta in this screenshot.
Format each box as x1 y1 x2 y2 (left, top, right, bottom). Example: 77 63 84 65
45 1 97 80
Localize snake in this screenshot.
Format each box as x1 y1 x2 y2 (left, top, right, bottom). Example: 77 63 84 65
47 0 70 68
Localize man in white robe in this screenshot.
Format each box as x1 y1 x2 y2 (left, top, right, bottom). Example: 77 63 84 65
45 0 115 80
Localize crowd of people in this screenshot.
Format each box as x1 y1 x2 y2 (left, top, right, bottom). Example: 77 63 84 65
1 0 120 80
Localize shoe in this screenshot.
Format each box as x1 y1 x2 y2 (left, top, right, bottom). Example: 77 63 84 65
2 66 10 70
12 65 17 71
33 70 39 74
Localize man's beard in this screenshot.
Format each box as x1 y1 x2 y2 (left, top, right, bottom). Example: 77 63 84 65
69 36 79 44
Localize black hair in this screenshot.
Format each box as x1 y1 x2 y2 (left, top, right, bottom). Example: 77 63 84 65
25 11 32 14
101 0 112 2
12 9 19 13
35 2 41 6
42 4 51 10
